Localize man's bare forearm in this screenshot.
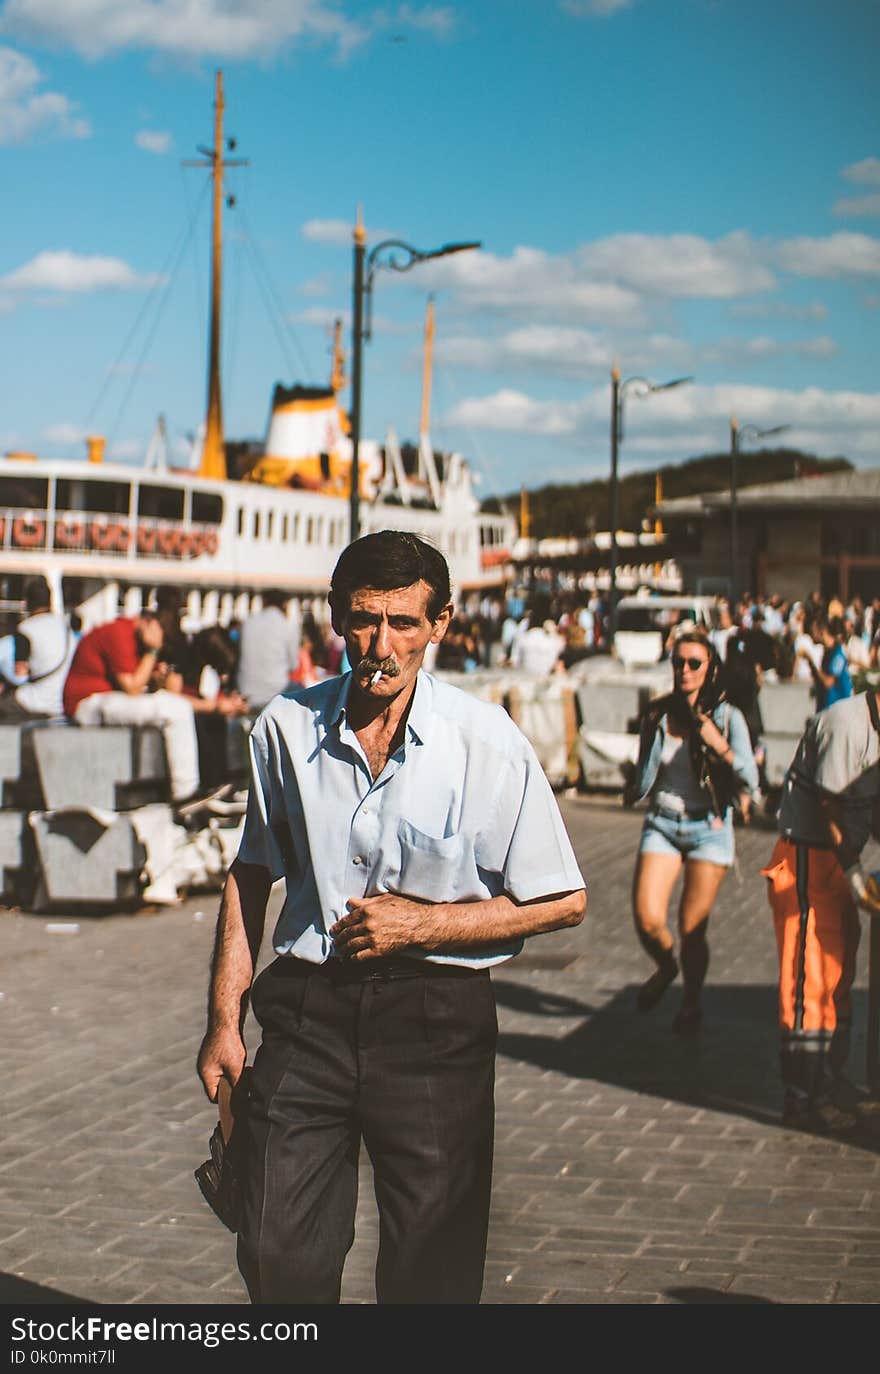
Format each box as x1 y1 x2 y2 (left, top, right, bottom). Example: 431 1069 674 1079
207 858 272 1031
331 887 587 960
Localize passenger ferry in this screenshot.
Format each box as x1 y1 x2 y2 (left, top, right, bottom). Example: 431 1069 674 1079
0 75 514 631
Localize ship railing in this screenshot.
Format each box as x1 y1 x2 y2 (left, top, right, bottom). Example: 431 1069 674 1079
0 508 220 560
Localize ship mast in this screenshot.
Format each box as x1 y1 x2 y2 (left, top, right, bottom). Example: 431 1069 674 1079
185 71 247 481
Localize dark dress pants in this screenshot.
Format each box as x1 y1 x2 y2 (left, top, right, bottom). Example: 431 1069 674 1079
237 956 497 1305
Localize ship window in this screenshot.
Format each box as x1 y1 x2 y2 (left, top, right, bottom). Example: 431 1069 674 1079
254 510 261 539
306 516 313 544
57 478 129 514
293 513 300 540
0 476 48 510
282 514 289 541
267 510 274 539
315 517 323 543
237 507 244 536
191 491 223 525
137 485 184 520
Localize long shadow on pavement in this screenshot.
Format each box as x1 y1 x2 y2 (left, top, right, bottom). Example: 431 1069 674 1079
493 978 880 1152
0 1273 88 1304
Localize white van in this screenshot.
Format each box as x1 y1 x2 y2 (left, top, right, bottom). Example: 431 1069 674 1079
613 592 717 667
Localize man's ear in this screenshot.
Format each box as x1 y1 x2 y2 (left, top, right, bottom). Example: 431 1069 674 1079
329 595 344 638
430 602 454 645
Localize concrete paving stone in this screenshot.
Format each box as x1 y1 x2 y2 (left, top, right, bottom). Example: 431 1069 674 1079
681 1184 775 1206
534 1237 641 1258
808 1208 880 1228
728 1273 837 1302
616 1198 719 1222
587 1179 681 1199
834 1280 880 1302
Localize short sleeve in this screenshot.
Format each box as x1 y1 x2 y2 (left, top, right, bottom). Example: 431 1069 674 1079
813 710 862 797
476 733 585 903
236 716 288 880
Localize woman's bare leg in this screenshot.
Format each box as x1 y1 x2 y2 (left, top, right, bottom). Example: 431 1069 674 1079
632 851 682 1008
676 859 728 1019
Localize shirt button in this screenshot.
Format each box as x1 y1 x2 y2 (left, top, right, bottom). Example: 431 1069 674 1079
353 856 363 866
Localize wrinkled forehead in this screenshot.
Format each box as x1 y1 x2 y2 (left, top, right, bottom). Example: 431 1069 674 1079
344 581 435 620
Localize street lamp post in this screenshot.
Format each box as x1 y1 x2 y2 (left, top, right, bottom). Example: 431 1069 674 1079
728 417 789 605
349 214 481 543
607 366 692 638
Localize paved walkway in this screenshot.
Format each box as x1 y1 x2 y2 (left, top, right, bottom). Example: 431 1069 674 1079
2 798 880 1306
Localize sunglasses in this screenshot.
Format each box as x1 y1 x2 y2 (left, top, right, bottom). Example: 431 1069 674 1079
671 655 705 671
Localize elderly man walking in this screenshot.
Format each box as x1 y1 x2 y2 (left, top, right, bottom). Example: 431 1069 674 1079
198 530 586 1305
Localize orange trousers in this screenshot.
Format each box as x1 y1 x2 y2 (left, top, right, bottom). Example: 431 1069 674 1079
763 837 860 1098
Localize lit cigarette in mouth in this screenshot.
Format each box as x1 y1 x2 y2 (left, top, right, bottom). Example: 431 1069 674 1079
370 670 382 687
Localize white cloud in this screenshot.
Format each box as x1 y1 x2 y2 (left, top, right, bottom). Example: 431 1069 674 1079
576 232 776 299
0 0 453 61
561 0 633 15
135 128 171 154
415 245 647 324
435 324 837 379
43 421 85 445
777 232 880 278
842 157 880 186
0 45 89 144
301 217 397 246
833 193 880 219
445 382 880 459
0 250 159 293
730 300 828 321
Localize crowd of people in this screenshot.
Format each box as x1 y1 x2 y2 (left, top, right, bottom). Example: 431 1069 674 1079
0 578 347 811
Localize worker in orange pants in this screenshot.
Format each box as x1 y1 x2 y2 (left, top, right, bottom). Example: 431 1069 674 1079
763 838 860 1123
765 688 880 1134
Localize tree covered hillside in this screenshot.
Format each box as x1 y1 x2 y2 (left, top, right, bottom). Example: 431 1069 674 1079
481 449 853 540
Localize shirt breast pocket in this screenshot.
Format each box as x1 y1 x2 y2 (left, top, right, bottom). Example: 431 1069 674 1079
395 820 479 902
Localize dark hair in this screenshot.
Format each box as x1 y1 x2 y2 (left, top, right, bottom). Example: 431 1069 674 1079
262 588 289 610
193 626 237 676
330 530 451 622
23 575 51 614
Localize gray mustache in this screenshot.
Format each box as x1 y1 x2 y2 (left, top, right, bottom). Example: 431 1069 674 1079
360 656 400 677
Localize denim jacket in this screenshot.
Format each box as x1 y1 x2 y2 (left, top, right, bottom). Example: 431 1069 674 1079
631 699 759 810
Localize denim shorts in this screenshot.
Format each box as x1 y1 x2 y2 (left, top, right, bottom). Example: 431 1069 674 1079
639 807 734 867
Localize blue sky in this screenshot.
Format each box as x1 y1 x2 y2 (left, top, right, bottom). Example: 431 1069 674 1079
0 0 878 498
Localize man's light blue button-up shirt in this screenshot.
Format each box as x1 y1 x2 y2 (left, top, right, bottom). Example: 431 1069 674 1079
237 669 585 969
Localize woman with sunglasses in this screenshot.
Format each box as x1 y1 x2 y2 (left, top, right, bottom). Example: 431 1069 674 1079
626 629 758 1033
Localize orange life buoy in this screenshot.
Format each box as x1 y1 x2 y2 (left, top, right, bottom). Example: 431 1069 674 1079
54 517 85 548
12 514 45 548
157 525 183 557
0 517 5 545
137 523 158 555
203 528 219 556
114 522 131 553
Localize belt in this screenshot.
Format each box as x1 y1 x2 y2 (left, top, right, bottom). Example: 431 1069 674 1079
272 955 484 983
650 803 714 823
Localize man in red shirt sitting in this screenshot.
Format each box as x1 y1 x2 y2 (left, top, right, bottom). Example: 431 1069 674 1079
63 611 202 805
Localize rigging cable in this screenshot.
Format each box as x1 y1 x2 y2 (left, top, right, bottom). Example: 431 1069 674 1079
104 181 212 455
235 199 314 381
82 176 211 438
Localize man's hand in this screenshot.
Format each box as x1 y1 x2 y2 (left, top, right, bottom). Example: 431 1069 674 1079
844 864 880 915
197 1025 247 1102
330 892 437 960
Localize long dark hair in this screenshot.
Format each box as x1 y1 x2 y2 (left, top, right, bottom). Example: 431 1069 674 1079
642 630 728 779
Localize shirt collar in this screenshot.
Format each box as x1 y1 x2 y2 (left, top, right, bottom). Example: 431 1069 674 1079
326 667 433 746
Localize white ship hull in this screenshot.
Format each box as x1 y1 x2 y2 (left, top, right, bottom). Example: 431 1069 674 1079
0 456 515 628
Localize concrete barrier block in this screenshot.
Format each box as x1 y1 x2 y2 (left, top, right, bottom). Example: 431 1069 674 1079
759 681 814 736
577 728 639 790
29 810 146 909
0 723 43 808
576 682 646 734
0 810 36 906
31 726 168 811
764 734 800 788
